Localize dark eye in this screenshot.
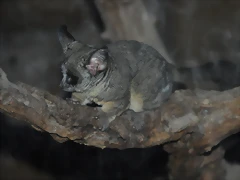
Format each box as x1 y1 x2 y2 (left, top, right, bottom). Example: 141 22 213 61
66 72 79 86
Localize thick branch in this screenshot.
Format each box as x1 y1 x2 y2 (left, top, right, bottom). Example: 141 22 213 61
0 68 239 152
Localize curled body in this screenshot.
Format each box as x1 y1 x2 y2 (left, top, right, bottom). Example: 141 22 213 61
58 25 173 128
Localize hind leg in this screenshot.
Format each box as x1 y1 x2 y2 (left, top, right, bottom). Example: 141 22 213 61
130 60 173 112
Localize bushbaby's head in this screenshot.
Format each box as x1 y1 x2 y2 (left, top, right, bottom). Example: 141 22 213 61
57 25 109 92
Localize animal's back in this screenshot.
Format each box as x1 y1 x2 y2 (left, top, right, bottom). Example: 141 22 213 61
107 40 173 112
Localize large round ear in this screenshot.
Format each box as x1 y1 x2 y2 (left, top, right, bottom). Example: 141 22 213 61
86 49 108 76
57 25 76 53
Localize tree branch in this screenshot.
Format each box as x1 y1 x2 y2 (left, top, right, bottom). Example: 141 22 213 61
0 68 239 152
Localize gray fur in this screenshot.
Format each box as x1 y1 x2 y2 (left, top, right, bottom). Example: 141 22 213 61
58 25 173 129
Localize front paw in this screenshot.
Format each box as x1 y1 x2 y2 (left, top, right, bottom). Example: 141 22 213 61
65 97 81 105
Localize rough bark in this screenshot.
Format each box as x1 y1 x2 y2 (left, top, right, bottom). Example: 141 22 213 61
2 0 240 179
0 68 239 153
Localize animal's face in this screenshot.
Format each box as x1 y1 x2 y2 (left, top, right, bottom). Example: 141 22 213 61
57 25 109 92
60 46 109 92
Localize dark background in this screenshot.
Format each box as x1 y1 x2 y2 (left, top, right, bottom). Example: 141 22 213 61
0 0 240 179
